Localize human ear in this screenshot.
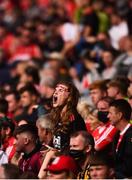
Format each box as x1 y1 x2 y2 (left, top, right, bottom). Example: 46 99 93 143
86 145 92 153
24 137 30 145
118 111 123 120
5 127 11 136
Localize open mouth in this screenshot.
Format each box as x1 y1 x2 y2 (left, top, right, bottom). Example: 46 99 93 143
53 96 58 104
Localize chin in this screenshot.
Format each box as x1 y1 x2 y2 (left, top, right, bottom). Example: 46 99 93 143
53 104 58 108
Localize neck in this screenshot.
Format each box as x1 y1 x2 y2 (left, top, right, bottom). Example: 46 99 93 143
60 105 67 117
116 94 124 100
116 119 129 132
44 134 52 145
25 144 36 154
81 155 90 169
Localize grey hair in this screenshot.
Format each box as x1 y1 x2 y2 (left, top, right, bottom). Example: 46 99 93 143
36 113 55 132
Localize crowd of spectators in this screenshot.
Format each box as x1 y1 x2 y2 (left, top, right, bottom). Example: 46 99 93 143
0 0 132 179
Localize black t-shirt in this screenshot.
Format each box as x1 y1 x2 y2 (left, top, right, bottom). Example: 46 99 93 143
53 112 86 151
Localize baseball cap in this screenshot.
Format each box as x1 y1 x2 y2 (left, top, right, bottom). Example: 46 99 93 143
45 155 78 175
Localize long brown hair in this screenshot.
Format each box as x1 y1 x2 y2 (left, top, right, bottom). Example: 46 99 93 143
51 81 80 133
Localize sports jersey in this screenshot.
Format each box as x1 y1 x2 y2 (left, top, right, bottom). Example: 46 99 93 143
53 112 86 151
18 147 42 175
92 122 117 151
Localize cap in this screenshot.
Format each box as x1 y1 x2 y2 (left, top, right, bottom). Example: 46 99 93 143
45 155 78 174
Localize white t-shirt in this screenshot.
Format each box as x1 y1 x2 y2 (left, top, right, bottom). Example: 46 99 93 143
109 21 129 50
0 150 8 165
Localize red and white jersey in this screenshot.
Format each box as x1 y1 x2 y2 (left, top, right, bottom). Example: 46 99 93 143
92 122 117 151
2 136 16 162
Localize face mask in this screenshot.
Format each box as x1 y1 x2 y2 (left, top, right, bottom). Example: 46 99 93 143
97 111 109 123
69 150 86 160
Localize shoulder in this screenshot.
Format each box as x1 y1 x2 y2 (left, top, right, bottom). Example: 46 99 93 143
124 126 132 138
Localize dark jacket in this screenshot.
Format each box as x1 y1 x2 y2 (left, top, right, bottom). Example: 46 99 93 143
113 125 132 179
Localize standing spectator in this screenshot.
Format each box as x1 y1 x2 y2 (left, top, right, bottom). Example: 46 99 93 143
108 99 132 178
51 82 86 151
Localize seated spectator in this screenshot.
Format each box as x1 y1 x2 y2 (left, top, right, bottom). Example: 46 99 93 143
0 163 21 179
77 101 92 121
89 80 108 108
45 155 78 179
19 171 38 179
92 97 117 154
114 36 132 76
77 101 100 133
89 152 115 179
36 113 55 149
19 83 40 124
128 81 132 109
0 98 8 118
0 117 16 162
107 77 130 100
0 150 8 165
10 27 42 62
81 52 101 90
14 124 42 175
19 65 40 86
39 76 57 114
69 131 95 179
17 118 29 126
101 50 117 80
5 90 22 120
86 109 100 134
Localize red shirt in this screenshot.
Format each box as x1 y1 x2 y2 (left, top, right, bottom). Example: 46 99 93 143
0 34 16 59
10 44 41 62
19 149 42 175
92 122 117 151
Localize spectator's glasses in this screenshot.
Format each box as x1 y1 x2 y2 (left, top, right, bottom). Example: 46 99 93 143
55 84 70 93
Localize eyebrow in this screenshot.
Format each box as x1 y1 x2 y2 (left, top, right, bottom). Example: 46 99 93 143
56 84 68 88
